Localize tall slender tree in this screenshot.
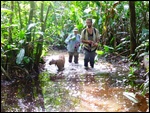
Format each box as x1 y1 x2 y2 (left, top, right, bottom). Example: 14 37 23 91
129 1 137 56
34 2 51 72
8 1 14 43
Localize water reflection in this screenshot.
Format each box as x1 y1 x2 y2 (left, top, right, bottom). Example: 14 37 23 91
1 76 45 112
1 51 149 112
41 51 148 112
40 70 138 112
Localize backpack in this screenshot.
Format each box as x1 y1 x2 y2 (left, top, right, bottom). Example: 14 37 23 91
83 28 97 35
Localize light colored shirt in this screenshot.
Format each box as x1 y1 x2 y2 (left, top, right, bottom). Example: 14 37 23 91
65 33 81 53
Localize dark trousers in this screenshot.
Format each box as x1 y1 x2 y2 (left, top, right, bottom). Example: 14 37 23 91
68 52 79 63
84 49 96 68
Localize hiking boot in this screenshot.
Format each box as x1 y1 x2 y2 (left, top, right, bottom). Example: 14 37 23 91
74 62 78 64
90 63 94 68
84 66 89 70
91 65 94 68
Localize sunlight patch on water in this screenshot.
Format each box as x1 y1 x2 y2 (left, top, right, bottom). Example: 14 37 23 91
41 51 148 112
40 69 137 112
44 52 117 76
75 84 132 112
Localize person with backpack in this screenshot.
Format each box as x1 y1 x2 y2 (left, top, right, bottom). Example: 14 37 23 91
81 18 100 69
65 28 81 64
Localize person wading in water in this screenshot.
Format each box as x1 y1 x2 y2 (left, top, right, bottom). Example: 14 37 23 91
81 18 100 70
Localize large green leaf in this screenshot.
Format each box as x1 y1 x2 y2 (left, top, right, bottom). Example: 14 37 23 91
19 30 26 39
96 50 104 55
23 56 30 64
98 17 102 25
104 45 114 52
84 7 92 13
16 48 25 65
35 31 44 36
27 22 40 31
123 92 138 103
139 52 149 58
27 23 36 30
142 29 149 36
1 8 12 14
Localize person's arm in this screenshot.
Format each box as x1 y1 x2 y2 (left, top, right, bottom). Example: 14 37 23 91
82 40 93 44
95 29 100 43
65 34 72 44
92 29 100 47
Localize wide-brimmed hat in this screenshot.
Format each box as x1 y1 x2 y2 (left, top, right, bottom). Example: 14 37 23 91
73 28 78 31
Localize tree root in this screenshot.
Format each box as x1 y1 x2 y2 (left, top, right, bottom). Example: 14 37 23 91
1 66 11 80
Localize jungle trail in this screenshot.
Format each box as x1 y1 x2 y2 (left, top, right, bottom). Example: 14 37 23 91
1 50 149 112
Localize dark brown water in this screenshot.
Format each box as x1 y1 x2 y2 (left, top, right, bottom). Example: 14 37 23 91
1 75 45 112
1 50 149 112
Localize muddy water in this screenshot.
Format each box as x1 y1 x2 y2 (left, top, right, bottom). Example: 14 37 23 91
1 76 45 112
1 50 149 112
41 51 148 112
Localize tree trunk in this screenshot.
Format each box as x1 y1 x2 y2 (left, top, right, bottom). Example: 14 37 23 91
34 2 44 73
25 1 35 70
129 1 137 55
26 1 35 42
8 1 14 43
24 1 28 26
17 1 23 30
34 2 51 73
44 5 51 30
